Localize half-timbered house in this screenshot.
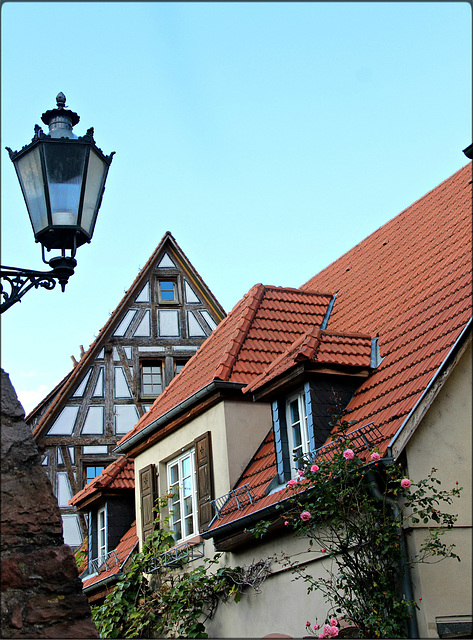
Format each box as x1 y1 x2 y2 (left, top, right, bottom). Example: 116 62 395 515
28 231 225 548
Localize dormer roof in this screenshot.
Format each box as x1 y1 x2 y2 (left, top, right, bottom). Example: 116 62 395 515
245 326 373 399
70 456 134 509
81 521 138 596
116 286 336 451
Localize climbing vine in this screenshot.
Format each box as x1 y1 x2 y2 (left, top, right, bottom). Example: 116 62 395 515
251 419 462 638
91 510 254 638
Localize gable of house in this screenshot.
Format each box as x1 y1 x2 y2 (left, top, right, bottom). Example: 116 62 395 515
28 231 225 547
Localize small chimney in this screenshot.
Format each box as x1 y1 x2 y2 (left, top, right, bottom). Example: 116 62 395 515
463 143 473 159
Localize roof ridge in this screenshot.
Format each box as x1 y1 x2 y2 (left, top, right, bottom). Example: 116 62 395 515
296 325 322 361
214 284 266 380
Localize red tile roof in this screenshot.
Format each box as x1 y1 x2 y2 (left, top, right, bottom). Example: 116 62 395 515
70 456 134 507
118 286 334 445
116 163 471 532
81 521 138 592
245 327 373 395
206 162 472 531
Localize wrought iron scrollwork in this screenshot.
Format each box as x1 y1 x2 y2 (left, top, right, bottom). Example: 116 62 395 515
1 258 76 313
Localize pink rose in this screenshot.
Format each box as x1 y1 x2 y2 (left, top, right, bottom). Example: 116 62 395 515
298 469 305 477
321 548 326 553
330 618 337 627
300 510 311 522
343 449 354 460
318 634 325 639
314 623 320 630
311 464 319 472
324 624 333 635
287 479 297 487
284 521 289 526
401 478 411 489
370 452 381 462
328 626 339 637
306 621 311 627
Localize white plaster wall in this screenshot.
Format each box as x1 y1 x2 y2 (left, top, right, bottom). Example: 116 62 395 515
404 341 472 638
133 398 272 546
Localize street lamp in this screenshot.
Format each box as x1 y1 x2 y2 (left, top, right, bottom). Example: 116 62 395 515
1 92 114 313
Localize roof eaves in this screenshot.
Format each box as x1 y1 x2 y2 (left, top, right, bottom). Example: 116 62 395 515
114 380 246 454
388 318 472 459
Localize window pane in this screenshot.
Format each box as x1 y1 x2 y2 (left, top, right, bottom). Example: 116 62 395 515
182 455 191 478
292 424 302 448
173 521 182 540
86 466 104 484
142 363 162 396
159 281 175 301
183 477 192 497
290 400 300 424
184 495 193 517
170 464 179 486
185 515 194 537
167 449 197 542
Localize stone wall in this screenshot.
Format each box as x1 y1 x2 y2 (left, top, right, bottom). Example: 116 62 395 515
1 369 98 639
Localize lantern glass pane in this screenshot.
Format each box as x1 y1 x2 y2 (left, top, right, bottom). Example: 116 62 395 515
81 149 107 236
15 146 48 234
43 143 87 226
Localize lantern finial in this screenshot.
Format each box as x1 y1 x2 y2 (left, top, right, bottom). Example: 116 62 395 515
56 92 67 109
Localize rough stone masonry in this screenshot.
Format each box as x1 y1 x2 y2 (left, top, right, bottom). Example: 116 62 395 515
1 369 98 639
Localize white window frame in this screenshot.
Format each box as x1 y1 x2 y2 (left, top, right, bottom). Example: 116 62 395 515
286 392 310 476
97 505 107 565
166 449 198 543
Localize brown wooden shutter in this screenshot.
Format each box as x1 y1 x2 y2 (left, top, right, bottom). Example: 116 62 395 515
194 431 214 531
139 463 158 544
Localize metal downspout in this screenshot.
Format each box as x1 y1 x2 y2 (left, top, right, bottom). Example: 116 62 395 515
365 470 419 639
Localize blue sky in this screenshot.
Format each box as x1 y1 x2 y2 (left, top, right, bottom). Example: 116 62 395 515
1 2 471 414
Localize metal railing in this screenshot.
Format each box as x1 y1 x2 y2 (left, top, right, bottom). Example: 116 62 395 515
85 549 120 576
301 421 384 465
210 483 257 519
147 540 205 573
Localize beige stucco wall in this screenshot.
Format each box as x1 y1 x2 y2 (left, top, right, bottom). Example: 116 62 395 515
207 531 334 638
404 340 472 638
134 398 271 546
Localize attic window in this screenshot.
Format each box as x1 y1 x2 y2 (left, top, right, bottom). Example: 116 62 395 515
84 465 105 485
158 280 177 303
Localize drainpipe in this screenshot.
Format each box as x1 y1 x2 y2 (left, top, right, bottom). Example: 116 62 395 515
365 470 419 639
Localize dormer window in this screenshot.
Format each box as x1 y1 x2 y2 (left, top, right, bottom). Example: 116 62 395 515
97 506 107 565
286 393 310 475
